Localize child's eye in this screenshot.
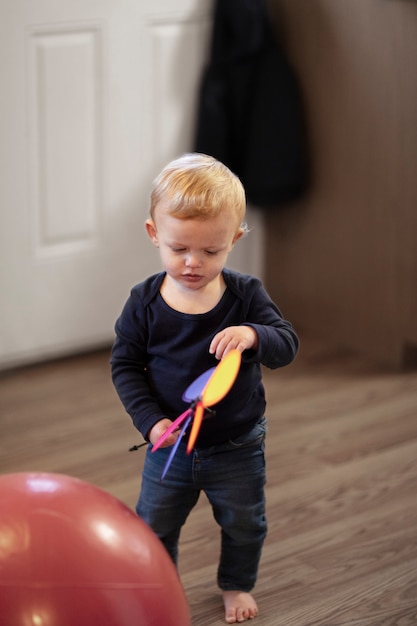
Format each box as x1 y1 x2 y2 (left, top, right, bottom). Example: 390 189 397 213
171 247 186 253
205 250 218 256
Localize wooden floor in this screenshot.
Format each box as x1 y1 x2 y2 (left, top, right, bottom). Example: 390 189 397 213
1 337 417 625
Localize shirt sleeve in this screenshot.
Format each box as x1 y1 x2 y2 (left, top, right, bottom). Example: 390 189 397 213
110 289 166 439
241 280 299 369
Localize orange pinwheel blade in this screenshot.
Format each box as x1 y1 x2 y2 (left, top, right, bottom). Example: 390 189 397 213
201 349 241 407
186 402 204 454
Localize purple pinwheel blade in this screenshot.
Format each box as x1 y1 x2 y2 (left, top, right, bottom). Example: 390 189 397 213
182 367 215 403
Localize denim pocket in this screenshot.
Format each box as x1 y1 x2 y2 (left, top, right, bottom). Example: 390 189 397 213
228 416 267 449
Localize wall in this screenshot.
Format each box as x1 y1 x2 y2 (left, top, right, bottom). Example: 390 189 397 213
265 0 417 369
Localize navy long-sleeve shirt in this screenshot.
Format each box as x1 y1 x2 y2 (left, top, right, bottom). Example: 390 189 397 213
111 268 298 447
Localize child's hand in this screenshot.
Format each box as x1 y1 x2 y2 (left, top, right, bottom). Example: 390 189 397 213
209 325 258 360
148 419 180 448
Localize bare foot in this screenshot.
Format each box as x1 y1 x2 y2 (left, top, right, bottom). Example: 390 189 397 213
222 590 259 623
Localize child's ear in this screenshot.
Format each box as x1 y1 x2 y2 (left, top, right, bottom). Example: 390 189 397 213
232 229 245 245
145 219 159 246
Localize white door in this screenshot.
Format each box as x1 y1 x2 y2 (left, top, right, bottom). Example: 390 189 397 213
0 0 216 368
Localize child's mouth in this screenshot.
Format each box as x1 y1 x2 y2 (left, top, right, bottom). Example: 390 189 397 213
183 274 203 282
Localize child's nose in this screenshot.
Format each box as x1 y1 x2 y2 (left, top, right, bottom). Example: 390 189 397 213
185 252 202 268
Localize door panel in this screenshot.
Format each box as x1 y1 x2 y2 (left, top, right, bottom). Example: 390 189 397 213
0 0 215 368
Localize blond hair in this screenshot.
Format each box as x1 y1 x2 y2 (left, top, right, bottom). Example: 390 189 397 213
150 153 247 233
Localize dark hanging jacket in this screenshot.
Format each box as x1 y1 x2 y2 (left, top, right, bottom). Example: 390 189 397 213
194 0 309 207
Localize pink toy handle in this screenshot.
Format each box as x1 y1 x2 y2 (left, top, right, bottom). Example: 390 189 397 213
151 407 192 452
161 414 192 480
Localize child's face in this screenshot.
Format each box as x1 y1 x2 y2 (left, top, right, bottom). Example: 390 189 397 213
146 205 243 291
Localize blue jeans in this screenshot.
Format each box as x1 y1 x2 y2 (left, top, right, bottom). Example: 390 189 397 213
136 417 267 592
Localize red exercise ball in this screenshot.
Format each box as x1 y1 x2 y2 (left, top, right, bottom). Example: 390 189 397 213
0 472 191 626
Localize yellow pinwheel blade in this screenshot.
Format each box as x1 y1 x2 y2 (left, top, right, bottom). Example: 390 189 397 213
186 402 204 453
201 349 241 407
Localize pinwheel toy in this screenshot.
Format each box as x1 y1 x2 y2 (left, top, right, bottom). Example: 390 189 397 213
151 349 242 479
